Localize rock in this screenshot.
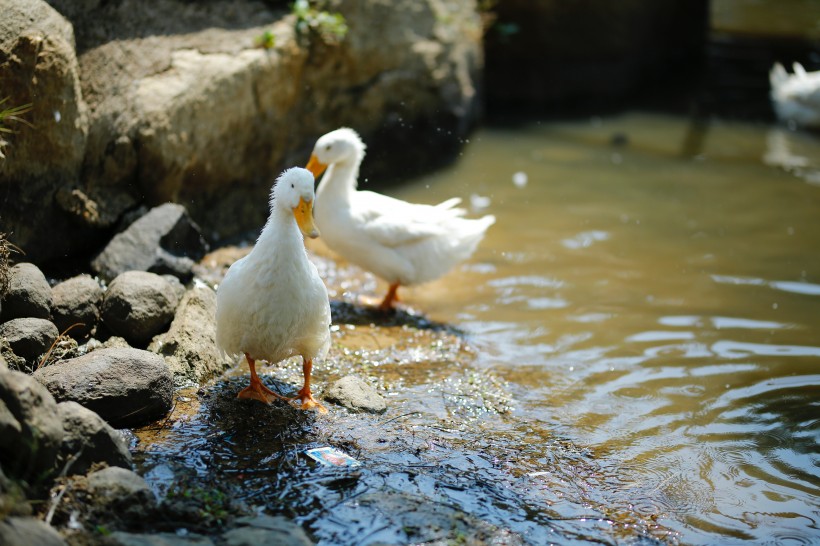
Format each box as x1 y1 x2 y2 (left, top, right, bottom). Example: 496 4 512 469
100 271 179 346
33 347 173 427
0 369 64 490
106 532 216 546
149 285 233 385
0 263 52 321
86 467 154 506
225 515 313 546
102 336 132 350
57 400 132 476
91 203 209 282
0 318 59 369
325 375 386 414
51 274 103 339
0 339 27 373
0 0 90 263
0 516 67 546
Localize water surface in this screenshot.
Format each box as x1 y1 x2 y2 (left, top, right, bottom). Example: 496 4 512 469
391 114 820 544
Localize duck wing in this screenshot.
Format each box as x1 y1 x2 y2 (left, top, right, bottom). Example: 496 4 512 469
353 191 464 248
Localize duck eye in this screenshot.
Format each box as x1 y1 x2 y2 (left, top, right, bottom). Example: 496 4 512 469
325 144 331 151
291 183 294 188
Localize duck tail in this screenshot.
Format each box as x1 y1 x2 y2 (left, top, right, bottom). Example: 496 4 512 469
770 62 788 89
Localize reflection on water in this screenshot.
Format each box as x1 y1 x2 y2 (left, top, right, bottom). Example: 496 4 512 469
392 113 820 544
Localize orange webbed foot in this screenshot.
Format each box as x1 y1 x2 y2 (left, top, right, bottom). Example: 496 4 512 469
289 387 328 414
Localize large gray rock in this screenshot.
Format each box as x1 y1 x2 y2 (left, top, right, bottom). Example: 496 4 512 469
149 285 233 385
0 318 59 369
0 516 67 546
0 263 53 321
33 347 173 427
51 274 103 339
91 203 209 282
57 400 132 476
0 369 64 489
100 271 179 346
0 0 90 263
325 375 386 414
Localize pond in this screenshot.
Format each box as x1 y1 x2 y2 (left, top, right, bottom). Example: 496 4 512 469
133 112 819 545
393 114 820 544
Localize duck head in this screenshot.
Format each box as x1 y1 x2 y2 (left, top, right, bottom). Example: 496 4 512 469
273 167 319 238
306 127 367 178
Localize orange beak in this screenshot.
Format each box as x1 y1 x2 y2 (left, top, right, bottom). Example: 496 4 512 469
306 154 328 179
293 197 319 239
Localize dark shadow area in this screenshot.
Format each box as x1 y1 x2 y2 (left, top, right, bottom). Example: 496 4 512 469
329 299 462 335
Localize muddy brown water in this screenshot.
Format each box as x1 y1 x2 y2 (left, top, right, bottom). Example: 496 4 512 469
133 114 819 545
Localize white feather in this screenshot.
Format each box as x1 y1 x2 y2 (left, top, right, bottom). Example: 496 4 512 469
310 128 495 287
215 167 331 365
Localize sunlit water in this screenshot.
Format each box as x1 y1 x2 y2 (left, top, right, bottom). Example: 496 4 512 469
389 114 820 544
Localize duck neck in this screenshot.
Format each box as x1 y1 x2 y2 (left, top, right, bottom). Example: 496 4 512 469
258 205 303 252
317 155 360 204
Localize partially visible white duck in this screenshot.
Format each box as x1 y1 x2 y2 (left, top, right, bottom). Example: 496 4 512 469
770 62 820 129
306 128 495 311
216 167 330 412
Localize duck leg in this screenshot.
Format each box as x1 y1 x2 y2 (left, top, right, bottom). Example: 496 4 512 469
237 354 288 403
378 282 401 311
290 357 328 414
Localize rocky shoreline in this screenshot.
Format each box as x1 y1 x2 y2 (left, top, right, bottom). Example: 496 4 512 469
0 200 400 545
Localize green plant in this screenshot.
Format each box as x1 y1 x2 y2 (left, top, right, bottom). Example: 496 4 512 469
0 97 33 159
254 29 276 49
292 0 348 44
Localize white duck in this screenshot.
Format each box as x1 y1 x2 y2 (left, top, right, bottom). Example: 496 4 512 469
770 62 820 129
306 128 495 311
215 167 331 412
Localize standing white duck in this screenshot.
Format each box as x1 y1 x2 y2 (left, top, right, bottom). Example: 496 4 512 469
216 167 330 412
770 62 820 129
305 128 495 311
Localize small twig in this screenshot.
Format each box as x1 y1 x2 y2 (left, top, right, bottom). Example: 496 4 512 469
37 322 85 370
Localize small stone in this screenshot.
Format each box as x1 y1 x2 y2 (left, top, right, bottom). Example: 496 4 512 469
107 532 215 546
0 317 59 368
100 271 179 346
0 517 67 546
0 263 52 321
57 401 132 476
91 203 209 283
33 347 173 428
86 466 153 504
224 515 313 546
325 375 387 414
0 369 64 489
51 274 103 339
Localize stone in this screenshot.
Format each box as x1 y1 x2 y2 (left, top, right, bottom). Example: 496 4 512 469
226 515 313 546
149 285 233 385
106 532 216 546
57 400 132 476
91 203 209 282
33 347 173 427
325 375 386 414
0 369 64 490
51 274 103 339
0 318 59 369
100 271 179 346
0 263 52 321
0 516 67 546
86 466 153 505
0 0 90 263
